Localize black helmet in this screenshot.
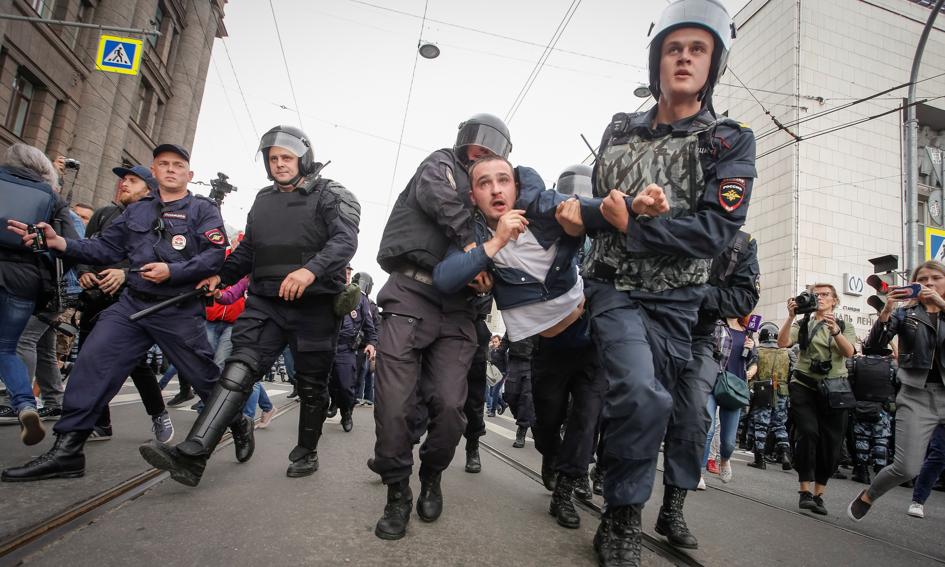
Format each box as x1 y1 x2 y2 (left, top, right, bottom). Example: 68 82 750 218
454 113 512 163
647 0 735 103
257 125 316 184
352 271 374 296
759 322 779 345
556 164 593 198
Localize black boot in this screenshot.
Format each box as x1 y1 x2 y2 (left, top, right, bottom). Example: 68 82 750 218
594 505 642 567
286 446 319 477
573 473 592 502
780 448 793 471
376 479 412 540
852 464 871 484
654 486 698 549
341 408 353 432
465 440 481 474
591 465 604 496
230 414 255 463
140 442 208 486
367 457 380 475
417 469 443 522
747 451 766 470
326 398 337 418
286 385 298 399
549 474 581 529
167 385 194 407
513 425 527 448
2 431 89 481
541 455 557 492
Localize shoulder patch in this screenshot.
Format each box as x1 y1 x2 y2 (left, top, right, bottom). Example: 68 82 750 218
719 178 747 213
204 228 226 246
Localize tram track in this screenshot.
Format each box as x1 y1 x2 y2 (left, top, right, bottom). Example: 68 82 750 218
0 399 300 563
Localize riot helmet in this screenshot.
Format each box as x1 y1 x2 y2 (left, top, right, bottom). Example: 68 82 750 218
454 113 512 163
647 0 735 104
556 164 593 198
257 125 316 185
759 322 779 345
352 271 374 296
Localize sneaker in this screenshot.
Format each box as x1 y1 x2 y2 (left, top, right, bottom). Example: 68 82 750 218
719 461 733 483
167 390 194 407
696 476 707 491
151 411 174 444
37 406 62 421
811 494 828 515
847 490 870 521
0 405 19 424
707 459 719 475
486 409 496 418
257 409 274 429
18 408 46 446
908 501 925 518
799 490 815 510
362 400 373 407
87 425 113 441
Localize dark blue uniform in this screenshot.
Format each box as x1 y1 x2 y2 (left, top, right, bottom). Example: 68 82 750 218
329 293 378 414
53 191 226 433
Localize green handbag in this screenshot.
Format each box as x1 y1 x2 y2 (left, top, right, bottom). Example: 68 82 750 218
713 370 750 410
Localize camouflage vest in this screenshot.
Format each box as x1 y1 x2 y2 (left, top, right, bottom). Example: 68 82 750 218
756 346 791 397
583 113 717 292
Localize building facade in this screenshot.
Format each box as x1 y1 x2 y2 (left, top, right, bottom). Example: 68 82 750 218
0 0 226 207
714 0 945 339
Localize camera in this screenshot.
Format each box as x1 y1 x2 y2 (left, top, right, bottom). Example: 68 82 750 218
208 172 237 206
26 224 48 253
64 158 80 170
809 358 833 375
794 290 819 315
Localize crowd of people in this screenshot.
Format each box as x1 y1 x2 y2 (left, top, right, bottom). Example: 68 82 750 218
1 1 944 566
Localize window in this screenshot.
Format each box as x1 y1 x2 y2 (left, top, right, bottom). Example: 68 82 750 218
149 3 165 49
7 70 36 138
70 1 94 50
29 0 56 18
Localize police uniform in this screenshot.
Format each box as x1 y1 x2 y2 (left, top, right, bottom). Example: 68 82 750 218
748 342 792 467
462 311 493 473
329 291 377 429
503 335 536 446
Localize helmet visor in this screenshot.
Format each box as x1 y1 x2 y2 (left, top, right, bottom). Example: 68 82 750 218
256 131 310 161
455 124 512 159
557 173 593 198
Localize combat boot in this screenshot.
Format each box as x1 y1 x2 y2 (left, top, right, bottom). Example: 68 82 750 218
541 455 557 491
573 473 592 502
852 464 871 484
230 414 255 463
465 440 481 473
139 441 207 487
549 474 581 529
779 448 793 471
513 425 527 448
654 486 698 549
747 451 766 470
375 479 412 540
340 408 353 432
595 505 642 567
591 464 604 495
416 469 443 522
2 431 89 482
326 398 337 418
286 446 319 477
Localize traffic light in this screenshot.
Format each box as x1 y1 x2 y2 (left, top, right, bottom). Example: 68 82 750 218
866 255 899 313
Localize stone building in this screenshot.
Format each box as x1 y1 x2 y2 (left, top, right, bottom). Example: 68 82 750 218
0 0 226 207
714 0 945 338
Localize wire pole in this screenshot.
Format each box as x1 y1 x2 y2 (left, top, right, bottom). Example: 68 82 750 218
0 13 160 36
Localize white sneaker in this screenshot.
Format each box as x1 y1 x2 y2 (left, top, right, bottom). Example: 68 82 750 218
908 502 925 518
696 476 707 491
719 461 733 483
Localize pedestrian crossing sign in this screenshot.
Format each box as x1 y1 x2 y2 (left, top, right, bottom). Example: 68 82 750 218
95 35 143 75
925 226 945 261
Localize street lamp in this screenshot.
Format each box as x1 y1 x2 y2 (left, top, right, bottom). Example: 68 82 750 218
418 42 440 59
633 84 651 98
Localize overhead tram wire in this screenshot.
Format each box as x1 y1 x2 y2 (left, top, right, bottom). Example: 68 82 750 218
384 0 430 214
268 0 305 131
504 0 582 124
210 53 252 158
727 67 800 142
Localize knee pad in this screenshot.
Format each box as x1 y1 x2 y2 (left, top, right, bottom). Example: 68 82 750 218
219 360 256 394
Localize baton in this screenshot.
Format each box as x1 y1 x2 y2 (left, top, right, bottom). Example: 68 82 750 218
129 286 209 321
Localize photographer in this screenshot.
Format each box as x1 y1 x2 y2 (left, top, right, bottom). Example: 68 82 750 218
848 260 945 521
777 283 856 515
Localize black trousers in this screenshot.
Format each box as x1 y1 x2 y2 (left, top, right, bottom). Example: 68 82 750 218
463 319 491 447
531 335 606 477
504 355 535 428
789 377 847 485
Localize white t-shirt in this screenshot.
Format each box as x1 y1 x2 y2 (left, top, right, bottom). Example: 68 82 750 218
490 227 584 342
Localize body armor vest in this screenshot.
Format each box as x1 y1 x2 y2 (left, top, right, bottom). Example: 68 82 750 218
251 179 330 284
583 115 716 292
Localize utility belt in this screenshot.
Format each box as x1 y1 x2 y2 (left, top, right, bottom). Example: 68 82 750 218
392 263 434 286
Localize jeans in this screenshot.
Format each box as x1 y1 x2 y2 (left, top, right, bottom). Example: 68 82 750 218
206 320 233 369
15 313 64 408
703 394 741 465
913 424 945 504
488 377 507 412
0 287 37 412
361 359 375 402
282 347 295 383
243 382 273 418
158 364 177 390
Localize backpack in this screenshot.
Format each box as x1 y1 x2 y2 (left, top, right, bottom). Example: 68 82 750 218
756 346 791 396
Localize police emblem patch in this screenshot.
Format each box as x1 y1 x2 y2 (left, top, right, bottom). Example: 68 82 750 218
718 178 746 213
350 310 358 319
171 234 187 250
204 228 225 246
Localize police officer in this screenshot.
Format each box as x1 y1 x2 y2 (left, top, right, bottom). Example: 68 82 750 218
139 126 359 487
75 165 173 442
555 164 594 199
503 335 536 448
577 1 756 563
747 323 793 471
372 113 511 540
463 304 493 473
352 271 379 405
3 144 227 481
329 264 377 431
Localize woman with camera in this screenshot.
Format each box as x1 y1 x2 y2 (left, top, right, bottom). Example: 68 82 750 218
778 283 856 515
848 260 945 521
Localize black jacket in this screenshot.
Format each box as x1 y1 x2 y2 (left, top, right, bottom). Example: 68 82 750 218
694 231 760 337
865 303 942 384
